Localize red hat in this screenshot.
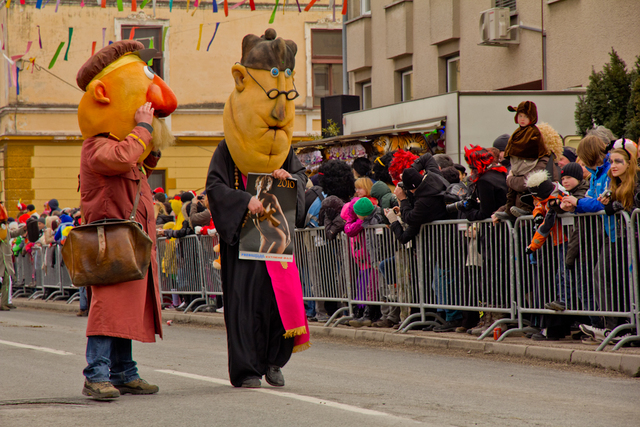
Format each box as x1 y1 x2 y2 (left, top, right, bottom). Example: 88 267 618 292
154 187 165 194
18 213 30 224
0 204 7 222
17 202 27 211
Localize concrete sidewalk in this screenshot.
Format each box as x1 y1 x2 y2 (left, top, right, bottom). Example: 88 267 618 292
11 298 640 377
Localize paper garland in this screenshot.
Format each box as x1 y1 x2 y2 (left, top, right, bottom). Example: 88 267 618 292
64 27 72 60
37 25 42 48
269 0 279 24
48 41 63 69
147 37 154 65
132 0 136 12
116 0 123 12
212 0 217 12
207 22 219 52
102 28 106 48
196 23 203 50
91 41 96 56
140 0 149 9
54 0 59 13
129 27 136 40
304 0 318 12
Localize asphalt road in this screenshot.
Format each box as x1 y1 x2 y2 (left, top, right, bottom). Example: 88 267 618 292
1 309 639 427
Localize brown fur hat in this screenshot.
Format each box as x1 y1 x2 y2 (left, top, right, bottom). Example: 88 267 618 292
241 28 297 71
507 101 538 125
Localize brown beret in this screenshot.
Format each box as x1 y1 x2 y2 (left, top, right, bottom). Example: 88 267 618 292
240 28 297 72
76 40 145 91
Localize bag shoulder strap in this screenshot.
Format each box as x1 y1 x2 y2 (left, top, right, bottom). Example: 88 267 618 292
129 180 143 221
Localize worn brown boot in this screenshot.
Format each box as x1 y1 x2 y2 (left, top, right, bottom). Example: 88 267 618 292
82 380 120 400
113 378 159 395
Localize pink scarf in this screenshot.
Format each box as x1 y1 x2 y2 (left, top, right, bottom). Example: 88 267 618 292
242 174 310 353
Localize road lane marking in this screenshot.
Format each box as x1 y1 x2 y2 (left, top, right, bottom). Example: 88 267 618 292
0 339 74 355
156 369 417 422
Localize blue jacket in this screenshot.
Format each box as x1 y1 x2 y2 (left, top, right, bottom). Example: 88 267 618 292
575 157 616 241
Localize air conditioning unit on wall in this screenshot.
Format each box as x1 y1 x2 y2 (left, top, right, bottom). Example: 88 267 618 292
479 7 518 45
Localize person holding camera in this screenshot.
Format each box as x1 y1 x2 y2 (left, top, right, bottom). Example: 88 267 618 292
391 154 464 332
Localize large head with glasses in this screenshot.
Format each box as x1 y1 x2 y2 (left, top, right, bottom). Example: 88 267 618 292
223 29 298 176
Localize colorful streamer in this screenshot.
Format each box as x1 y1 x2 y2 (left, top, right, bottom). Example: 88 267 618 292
1 24 4 51
207 22 219 52
162 26 168 51
64 27 73 61
102 28 106 48
20 0 25 5
196 23 203 51
269 0 280 24
169 0 173 12
37 25 42 49
231 0 247 9
81 0 85 7
212 0 217 12
129 27 136 40
5 0 10 8
91 41 96 56
132 0 136 12
224 0 228 16
342 0 347 15
48 41 64 69
116 0 123 12
147 37 154 66
140 0 150 9
101 0 106 8
295 0 301 13
250 0 255 10
36 0 42 9
186 0 189 12
194 0 199 6
304 0 318 12
55 0 60 12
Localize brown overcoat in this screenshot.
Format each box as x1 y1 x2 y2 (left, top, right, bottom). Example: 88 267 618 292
79 126 162 342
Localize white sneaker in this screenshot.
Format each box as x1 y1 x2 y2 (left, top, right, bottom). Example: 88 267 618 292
579 324 610 342
216 307 224 313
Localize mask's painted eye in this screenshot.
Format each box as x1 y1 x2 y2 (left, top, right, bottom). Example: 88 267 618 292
270 67 279 77
285 68 292 77
0 224 6 230
144 66 155 80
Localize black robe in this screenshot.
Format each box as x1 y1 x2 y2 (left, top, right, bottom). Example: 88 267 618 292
205 140 307 387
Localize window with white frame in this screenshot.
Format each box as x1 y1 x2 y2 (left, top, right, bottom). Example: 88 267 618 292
121 26 164 79
362 82 372 110
446 56 460 93
401 70 412 102
311 29 343 108
361 0 371 15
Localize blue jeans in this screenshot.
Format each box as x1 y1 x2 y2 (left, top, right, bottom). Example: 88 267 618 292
83 336 139 384
79 287 88 311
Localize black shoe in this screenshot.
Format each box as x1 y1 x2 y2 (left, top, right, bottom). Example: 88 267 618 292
433 320 463 333
531 333 560 341
240 377 261 388
422 324 435 331
265 366 284 387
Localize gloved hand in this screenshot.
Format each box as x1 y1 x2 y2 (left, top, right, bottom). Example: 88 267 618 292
194 226 202 235
465 198 480 210
533 214 544 227
525 246 534 256
384 208 398 223
604 200 625 216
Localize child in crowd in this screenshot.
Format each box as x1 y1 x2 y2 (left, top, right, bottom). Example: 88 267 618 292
354 177 377 206
496 101 547 219
544 162 589 312
341 197 383 327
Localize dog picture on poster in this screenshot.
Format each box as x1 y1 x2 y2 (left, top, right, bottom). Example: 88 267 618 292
239 173 297 262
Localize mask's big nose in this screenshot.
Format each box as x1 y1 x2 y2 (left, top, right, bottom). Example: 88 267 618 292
147 75 178 117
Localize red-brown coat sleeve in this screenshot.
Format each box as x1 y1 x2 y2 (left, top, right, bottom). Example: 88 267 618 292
87 126 150 176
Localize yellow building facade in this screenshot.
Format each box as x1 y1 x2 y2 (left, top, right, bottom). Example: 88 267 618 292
0 0 344 217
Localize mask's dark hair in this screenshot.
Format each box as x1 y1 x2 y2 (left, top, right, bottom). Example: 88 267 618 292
371 150 397 184
318 160 355 202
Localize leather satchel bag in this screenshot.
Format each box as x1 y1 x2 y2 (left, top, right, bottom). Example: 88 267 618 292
61 181 153 287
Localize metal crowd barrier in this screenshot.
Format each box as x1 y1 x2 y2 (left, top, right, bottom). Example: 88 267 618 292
11 251 37 298
156 235 208 312
507 211 639 350
295 227 352 325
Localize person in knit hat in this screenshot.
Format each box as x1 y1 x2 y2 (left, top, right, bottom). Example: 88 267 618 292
559 146 578 167
353 197 376 218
